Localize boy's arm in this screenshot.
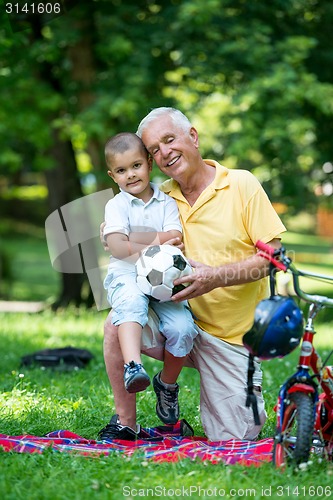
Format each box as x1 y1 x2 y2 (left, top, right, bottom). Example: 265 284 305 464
106 230 182 261
128 230 182 246
105 232 146 261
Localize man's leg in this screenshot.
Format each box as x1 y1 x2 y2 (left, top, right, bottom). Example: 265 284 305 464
103 308 165 432
189 329 267 441
103 313 136 429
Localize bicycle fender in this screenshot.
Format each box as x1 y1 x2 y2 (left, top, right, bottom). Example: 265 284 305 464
287 383 315 394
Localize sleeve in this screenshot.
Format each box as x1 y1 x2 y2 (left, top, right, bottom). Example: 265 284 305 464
161 195 183 233
242 172 287 244
103 196 130 238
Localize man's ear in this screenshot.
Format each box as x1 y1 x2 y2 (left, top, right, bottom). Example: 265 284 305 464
148 155 153 171
189 127 199 148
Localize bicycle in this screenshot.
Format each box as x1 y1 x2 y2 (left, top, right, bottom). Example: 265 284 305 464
255 240 333 468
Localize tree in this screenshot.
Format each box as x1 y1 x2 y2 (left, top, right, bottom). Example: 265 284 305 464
1 0 333 307
161 0 333 210
0 0 182 307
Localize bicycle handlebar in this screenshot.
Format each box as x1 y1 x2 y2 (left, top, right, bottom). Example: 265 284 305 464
256 240 288 271
256 240 333 308
256 240 278 255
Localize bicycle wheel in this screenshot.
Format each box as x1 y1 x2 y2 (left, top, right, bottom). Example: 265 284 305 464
273 392 315 468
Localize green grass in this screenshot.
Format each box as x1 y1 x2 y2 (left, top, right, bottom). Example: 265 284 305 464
1 219 333 498
1 310 333 499
0 218 59 302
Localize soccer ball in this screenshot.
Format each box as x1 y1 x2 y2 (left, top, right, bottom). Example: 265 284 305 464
135 245 192 302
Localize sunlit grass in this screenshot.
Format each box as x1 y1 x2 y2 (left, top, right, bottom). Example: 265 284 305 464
1 309 333 499
1 221 333 497
282 231 332 251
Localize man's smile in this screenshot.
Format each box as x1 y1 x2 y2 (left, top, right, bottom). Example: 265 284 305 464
167 155 180 167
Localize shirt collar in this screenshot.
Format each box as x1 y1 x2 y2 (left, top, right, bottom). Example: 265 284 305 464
120 182 163 205
160 160 230 199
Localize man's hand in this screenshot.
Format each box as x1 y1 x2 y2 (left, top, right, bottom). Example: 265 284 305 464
171 259 218 302
100 222 109 251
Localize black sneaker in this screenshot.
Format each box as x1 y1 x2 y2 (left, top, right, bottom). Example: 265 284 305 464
153 372 179 425
97 414 140 441
124 361 150 393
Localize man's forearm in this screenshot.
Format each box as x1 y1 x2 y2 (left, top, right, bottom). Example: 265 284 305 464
215 237 282 288
214 254 271 287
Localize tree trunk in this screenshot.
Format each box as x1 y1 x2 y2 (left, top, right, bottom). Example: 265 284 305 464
28 14 96 309
44 128 94 310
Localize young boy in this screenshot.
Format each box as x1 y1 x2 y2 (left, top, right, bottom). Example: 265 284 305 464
103 132 198 424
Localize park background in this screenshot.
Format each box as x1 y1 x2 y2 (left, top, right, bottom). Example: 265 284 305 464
1 1 333 498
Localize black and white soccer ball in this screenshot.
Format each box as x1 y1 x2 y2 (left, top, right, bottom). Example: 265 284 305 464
135 245 192 302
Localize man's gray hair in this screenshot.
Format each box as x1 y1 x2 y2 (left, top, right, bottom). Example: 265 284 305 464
136 107 192 137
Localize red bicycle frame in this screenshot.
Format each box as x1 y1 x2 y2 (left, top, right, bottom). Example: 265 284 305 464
256 240 333 459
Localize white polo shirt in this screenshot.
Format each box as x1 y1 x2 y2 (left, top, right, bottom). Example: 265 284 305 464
104 183 182 271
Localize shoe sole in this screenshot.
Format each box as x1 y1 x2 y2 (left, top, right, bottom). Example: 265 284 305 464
126 376 151 393
155 406 178 425
98 432 137 441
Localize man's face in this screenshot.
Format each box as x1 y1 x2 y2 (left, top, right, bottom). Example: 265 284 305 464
141 115 199 180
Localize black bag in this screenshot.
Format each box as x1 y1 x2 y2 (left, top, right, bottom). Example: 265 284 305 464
21 346 94 371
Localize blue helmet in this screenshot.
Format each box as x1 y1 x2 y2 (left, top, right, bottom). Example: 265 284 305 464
243 295 303 360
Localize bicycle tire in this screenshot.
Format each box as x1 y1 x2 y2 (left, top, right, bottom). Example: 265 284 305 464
273 392 314 468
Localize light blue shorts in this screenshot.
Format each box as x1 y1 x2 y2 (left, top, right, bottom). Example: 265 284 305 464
104 268 198 358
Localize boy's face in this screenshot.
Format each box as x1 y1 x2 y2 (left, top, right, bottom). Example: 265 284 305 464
107 146 152 199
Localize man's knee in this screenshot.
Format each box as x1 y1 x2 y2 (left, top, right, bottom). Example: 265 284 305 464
104 313 119 345
244 391 267 440
104 314 112 334
201 391 266 441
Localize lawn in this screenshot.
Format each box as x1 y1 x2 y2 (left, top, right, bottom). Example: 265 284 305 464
1 218 333 499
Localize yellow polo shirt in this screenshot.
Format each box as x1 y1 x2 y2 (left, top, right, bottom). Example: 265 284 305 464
160 160 287 345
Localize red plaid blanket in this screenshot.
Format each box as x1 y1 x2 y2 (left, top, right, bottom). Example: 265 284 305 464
0 421 273 466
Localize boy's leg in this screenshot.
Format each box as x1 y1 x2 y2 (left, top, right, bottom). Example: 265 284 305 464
149 301 198 424
107 272 151 392
118 321 143 365
150 301 198 362
160 350 185 384
151 350 186 425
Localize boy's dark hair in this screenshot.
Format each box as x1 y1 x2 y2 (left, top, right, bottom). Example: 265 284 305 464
105 132 148 168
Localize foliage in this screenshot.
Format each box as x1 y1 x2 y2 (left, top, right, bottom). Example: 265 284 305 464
164 0 333 209
1 0 333 306
0 0 333 208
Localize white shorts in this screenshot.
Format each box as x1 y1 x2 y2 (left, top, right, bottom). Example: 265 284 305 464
105 269 198 357
137 309 267 441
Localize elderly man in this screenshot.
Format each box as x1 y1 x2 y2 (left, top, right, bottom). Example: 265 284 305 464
98 107 286 442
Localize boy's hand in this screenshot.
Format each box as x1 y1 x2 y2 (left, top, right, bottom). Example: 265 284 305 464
163 237 184 252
